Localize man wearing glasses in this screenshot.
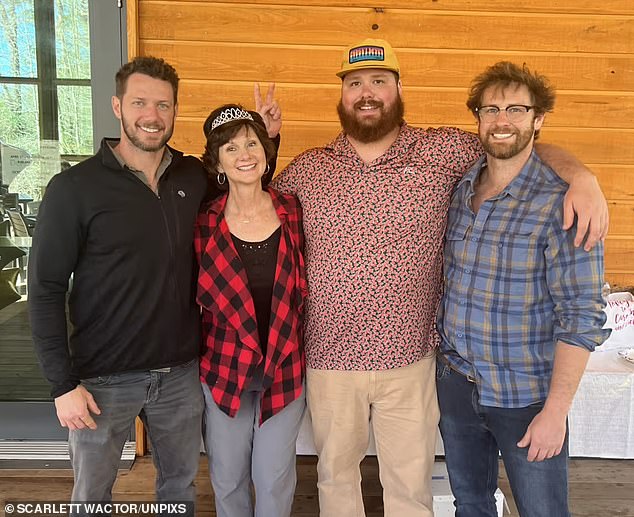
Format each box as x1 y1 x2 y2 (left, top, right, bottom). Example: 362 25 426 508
272 39 609 517
436 62 609 516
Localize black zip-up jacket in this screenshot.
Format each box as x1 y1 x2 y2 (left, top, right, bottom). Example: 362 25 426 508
28 139 207 398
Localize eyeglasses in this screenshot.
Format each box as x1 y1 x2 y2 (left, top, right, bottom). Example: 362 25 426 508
475 105 535 123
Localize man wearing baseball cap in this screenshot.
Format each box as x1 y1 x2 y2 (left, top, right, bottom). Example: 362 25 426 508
336 38 401 78
272 38 608 516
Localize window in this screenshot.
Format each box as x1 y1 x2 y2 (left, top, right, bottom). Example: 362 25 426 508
0 0 123 443
0 0 92 201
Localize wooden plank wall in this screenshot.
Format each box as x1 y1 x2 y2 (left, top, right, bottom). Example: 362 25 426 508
127 0 634 285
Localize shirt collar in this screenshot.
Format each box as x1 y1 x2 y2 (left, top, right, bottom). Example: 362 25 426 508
456 149 542 201
325 122 417 165
205 186 290 221
106 139 173 185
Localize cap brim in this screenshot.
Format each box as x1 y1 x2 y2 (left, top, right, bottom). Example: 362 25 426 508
336 64 400 78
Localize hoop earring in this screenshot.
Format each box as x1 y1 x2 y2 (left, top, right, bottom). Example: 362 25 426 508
217 171 226 185
265 164 270 176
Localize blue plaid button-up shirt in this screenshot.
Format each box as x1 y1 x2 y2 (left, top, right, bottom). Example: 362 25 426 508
438 151 609 408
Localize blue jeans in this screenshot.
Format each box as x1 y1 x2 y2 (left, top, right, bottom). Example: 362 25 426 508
436 361 570 517
69 359 203 515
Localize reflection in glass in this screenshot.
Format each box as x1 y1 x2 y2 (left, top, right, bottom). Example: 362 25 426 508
0 83 40 156
0 0 96 428
58 85 93 156
55 0 91 80
0 83 42 201
0 0 37 78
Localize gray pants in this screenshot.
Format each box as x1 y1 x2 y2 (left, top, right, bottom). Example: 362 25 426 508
202 382 305 517
69 360 204 516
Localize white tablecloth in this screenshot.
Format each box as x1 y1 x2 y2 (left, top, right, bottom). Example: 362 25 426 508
569 349 634 458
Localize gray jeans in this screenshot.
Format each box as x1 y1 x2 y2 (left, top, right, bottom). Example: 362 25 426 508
202 382 305 517
69 359 203 515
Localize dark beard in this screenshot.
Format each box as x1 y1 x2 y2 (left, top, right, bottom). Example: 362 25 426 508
121 114 173 152
481 123 535 160
337 96 404 143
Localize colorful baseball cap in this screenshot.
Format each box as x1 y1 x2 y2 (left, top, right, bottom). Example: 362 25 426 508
336 38 400 78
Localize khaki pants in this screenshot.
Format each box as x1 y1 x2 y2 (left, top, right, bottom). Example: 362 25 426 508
307 354 439 517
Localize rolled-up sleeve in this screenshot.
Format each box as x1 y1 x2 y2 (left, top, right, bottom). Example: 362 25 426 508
545 220 610 351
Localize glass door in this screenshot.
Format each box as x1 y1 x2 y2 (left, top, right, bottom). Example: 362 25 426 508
0 0 128 467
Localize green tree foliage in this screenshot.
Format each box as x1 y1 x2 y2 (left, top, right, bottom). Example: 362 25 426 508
0 1 38 155
55 0 93 156
1 0 92 199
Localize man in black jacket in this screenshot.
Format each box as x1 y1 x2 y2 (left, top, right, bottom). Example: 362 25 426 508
28 57 206 512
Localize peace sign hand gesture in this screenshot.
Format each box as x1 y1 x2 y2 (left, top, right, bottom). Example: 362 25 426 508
254 83 282 138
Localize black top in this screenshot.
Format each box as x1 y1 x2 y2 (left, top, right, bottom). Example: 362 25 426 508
28 138 207 398
231 226 281 358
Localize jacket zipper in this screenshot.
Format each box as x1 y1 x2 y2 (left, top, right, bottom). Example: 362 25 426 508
124 165 182 336
157 181 180 323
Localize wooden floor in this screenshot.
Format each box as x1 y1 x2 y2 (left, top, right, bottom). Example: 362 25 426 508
1 455 633 516
0 299 50 401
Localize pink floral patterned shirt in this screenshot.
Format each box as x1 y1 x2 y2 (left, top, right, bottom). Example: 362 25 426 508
273 124 481 370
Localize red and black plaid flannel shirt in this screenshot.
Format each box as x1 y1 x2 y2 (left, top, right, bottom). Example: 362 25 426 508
195 187 307 423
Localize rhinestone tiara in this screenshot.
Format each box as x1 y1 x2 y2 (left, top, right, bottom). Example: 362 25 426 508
211 107 254 131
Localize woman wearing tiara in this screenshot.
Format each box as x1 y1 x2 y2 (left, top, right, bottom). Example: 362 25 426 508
194 101 308 517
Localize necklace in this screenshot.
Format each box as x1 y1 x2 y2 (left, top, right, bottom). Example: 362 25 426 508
235 209 264 224
227 191 269 224
237 215 256 224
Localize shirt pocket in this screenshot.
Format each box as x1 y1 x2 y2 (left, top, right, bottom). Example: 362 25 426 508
446 218 470 241
444 219 470 283
478 231 544 296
